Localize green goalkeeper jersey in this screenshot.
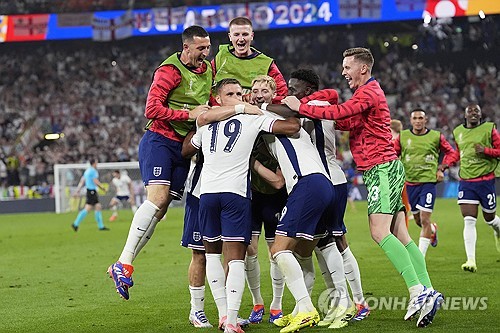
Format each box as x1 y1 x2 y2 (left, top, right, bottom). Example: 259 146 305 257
399 129 440 183
453 122 498 179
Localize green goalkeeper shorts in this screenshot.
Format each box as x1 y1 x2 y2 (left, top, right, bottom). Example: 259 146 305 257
363 159 405 215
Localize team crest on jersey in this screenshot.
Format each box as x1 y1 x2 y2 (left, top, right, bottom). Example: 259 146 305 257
193 232 201 242
153 166 162 177
458 191 463 199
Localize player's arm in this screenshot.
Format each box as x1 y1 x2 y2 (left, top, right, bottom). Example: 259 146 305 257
301 89 339 105
251 157 285 190
476 127 500 158
440 137 460 171
268 62 288 102
270 117 301 136
144 65 209 121
182 130 199 158
196 103 263 127
93 177 106 192
393 134 402 156
282 89 373 120
260 103 300 118
73 177 85 196
439 134 456 170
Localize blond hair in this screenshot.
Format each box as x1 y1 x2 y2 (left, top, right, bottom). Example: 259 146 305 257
251 75 276 92
390 119 403 134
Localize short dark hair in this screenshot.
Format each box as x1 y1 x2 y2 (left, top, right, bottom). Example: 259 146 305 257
411 108 426 115
343 47 374 69
182 25 209 43
290 69 320 91
215 78 241 95
89 158 97 165
229 16 253 29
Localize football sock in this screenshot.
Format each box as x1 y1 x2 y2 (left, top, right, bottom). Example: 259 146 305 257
134 216 160 259
119 200 159 264
226 260 245 327
341 246 365 304
274 250 314 312
205 253 227 320
314 247 335 290
294 253 315 296
321 242 350 308
418 237 431 257
485 215 500 231
463 216 477 262
405 240 432 288
269 258 284 311
73 209 87 227
95 211 104 229
379 234 420 288
245 255 264 306
189 285 205 313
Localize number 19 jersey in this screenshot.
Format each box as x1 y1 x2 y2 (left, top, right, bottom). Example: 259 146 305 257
191 113 276 198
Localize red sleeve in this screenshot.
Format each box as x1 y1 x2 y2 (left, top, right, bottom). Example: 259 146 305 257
446 140 460 167
300 89 339 105
484 127 500 157
439 134 457 166
393 135 401 156
268 62 288 102
299 86 374 120
144 65 189 121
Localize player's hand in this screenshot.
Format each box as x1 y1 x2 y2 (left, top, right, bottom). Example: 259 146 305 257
244 104 263 115
436 170 444 183
281 96 301 112
189 105 211 119
242 93 252 103
475 144 485 154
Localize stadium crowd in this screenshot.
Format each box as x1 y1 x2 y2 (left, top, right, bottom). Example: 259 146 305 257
0 15 499 198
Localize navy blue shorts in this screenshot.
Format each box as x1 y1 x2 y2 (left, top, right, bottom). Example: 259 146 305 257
406 183 437 213
115 195 130 202
329 183 348 236
251 188 288 241
181 193 204 251
458 179 497 213
276 174 337 241
199 193 252 244
138 130 189 200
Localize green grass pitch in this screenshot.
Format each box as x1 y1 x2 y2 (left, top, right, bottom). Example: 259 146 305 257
1 198 499 332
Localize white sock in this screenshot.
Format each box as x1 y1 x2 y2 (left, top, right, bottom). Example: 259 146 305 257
418 237 431 257
314 248 335 290
226 260 245 327
131 205 138 214
463 216 477 262
274 250 314 312
294 253 315 296
270 258 284 310
134 216 160 260
205 253 227 320
245 255 264 306
321 243 350 308
485 215 500 233
111 205 118 215
341 246 365 304
409 284 424 300
189 285 205 313
119 200 159 264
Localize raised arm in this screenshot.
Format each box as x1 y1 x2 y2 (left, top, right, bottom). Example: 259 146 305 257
196 103 263 127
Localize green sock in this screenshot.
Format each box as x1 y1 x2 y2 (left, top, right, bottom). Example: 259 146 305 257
379 234 420 288
405 240 433 288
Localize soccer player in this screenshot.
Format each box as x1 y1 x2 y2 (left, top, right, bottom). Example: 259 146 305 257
107 26 212 300
265 69 366 326
212 16 287 102
188 78 300 333
445 104 500 272
394 109 455 257
180 85 264 329
244 75 287 324
282 47 443 328
71 158 108 231
109 170 137 221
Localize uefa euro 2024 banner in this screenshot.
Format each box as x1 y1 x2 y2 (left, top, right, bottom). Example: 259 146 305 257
1 0 499 42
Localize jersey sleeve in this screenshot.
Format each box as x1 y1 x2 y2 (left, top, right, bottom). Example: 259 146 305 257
144 65 190 121
393 135 402 156
268 62 288 102
298 87 375 120
300 89 338 105
439 134 456 165
255 114 277 133
484 126 500 158
191 130 202 149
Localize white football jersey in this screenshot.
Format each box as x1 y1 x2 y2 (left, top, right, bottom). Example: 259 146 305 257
261 113 329 194
185 155 203 198
191 113 276 198
112 174 132 196
301 100 347 185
